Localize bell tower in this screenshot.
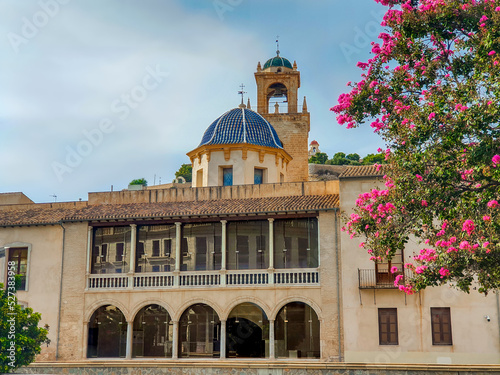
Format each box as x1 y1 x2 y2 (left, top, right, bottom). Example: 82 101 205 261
254 48 310 182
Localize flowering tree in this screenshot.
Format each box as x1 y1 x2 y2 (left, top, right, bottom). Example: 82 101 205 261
332 0 500 294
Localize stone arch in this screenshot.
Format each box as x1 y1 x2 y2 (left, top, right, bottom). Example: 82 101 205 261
222 296 271 321
173 298 222 322
130 299 174 322
270 296 322 321
85 299 130 323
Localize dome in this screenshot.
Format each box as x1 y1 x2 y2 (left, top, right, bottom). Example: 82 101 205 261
310 140 319 146
199 107 283 149
263 55 293 70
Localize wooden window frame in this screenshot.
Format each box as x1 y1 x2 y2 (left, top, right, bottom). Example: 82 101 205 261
431 307 452 345
378 308 398 345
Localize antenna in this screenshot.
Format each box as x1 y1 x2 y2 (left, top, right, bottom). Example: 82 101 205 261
238 83 246 106
50 194 57 202
276 35 280 56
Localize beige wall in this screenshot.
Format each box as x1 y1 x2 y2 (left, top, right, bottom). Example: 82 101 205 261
339 178 500 364
0 225 64 361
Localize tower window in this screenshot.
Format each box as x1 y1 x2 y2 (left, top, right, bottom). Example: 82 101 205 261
254 168 265 185
223 168 233 186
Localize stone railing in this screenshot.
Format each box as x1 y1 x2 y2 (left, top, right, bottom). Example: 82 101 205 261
86 268 319 290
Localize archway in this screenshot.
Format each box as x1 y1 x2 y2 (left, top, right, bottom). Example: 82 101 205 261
275 302 320 358
87 305 127 358
132 304 172 357
226 302 269 358
178 303 220 358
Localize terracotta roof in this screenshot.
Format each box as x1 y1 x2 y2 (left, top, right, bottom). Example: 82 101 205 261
0 207 77 226
66 195 339 222
0 195 339 226
339 165 389 179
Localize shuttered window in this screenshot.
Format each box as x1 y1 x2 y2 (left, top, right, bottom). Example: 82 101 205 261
378 308 398 345
431 307 452 345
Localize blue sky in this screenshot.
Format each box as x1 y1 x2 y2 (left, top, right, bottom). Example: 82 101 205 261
0 0 386 203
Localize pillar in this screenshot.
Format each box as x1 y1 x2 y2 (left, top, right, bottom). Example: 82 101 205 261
172 320 179 359
126 321 133 359
269 320 275 359
86 226 93 275
220 320 226 358
175 222 182 271
128 224 137 289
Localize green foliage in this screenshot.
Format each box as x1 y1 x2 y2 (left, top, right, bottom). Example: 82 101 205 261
308 152 329 164
346 153 361 162
333 0 500 295
362 153 386 165
129 178 147 186
174 164 192 183
0 278 49 373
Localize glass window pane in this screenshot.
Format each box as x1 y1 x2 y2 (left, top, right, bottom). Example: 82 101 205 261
8 248 28 290
182 223 222 271
87 305 127 358
136 225 176 273
133 304 172 358
227 303 269 358
254 169 263 185
92 227 131 274
274 218 318 269
275 302 320 358
223 168 233 186
179 304 220 358
227 221 269 270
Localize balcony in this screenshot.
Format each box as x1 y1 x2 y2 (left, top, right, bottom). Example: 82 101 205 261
358 268 412 289
86 268 320 290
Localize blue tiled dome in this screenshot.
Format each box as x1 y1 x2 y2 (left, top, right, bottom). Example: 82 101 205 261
199 107 283 149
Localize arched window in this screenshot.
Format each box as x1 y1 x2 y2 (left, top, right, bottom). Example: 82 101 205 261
179 303 220 358
132 304 172 357
227 302 269 358
87 305 127 358
275 302 320 358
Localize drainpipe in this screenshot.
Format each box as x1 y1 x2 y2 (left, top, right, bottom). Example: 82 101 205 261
55 221 66 360
334 208 342 362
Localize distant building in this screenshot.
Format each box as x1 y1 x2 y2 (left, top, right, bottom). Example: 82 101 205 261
308 140 321 157
0 50 498 370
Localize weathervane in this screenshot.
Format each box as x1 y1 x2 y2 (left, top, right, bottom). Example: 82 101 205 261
276 35 280 56
238 83 246 106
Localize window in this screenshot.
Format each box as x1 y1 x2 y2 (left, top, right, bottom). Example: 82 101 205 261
254 168 264 185
136 224 176 273
227 221 269 270
181 223 222 271
431 307 452 345
223 167 233 186
375 248 403 286
92 226 131 274
274 218 318 269
7 247 28 291
378 308 398 345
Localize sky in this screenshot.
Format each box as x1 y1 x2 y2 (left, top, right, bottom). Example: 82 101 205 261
0 0 387 203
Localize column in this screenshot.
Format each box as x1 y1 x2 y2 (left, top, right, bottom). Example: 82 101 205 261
221 220 227 270
268 218 274 285
126 321 133 359
269 320 275 359
86 226 93 275
82 321 88 360
220 320 226 358
172 320 179 359
175 222 182 271
128 224 137 289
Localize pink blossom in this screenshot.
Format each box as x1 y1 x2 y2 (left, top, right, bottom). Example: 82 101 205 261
489 50 496 56
483 215 491 221
462 219 475 235
483 242 490 248
421 200 428 207
459 241 470 250
428 112 436 120
415 174 423 181
487 200 498 208
393 274 404 287
415 265 428 274
390 266 399 274
492 155 500 166
439 267 450 278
